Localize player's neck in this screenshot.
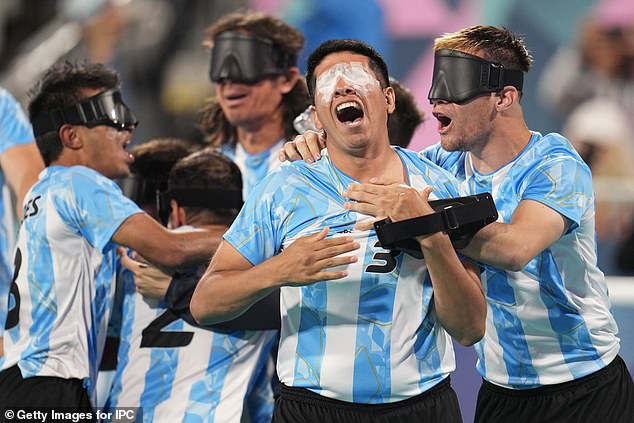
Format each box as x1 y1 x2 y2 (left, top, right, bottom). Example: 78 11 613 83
180 218 229 233
469 119 532 174
50 151 89 172
236 115 285 155
329 141 405 184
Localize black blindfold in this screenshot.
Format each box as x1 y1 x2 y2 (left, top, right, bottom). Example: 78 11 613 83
428 49 524 104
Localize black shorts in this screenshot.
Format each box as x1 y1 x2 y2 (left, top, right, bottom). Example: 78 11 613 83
474 355 634 423
0 365 92 411
273 376 462 423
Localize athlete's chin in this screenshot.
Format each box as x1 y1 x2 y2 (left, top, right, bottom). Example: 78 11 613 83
439 136 459 152
104 165 131 180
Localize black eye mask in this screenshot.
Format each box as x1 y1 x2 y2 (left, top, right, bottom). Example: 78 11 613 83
32 89 138 138
209 31 296 84
427 49 524 104
156 188 243 226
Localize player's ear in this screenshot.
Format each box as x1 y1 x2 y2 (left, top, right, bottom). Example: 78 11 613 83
59 124 83 150
311 105 324 132
385 86 395 114
496 86 518 111
169 199 186 228
278 67 301 95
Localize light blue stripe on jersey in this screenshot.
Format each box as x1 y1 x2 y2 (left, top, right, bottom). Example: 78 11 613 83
0 87 34 334
244 336 276 423
3 165 141 387
105 269 136 408
220 138 284 199
183 331 243 421
86 254 118 395
325 161 405 403
353 233 401 403
108 224 276 421
138 313 181 421
294 280 328 395
225 147 460 403
20 214 56 375
423 132 618 387
415 272 448 392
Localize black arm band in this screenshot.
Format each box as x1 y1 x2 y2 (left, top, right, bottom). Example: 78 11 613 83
165 271 280 331
374 193 498 259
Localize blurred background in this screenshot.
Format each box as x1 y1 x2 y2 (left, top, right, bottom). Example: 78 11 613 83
1 0 632 420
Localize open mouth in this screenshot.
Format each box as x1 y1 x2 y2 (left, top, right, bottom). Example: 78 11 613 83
226 93 248 100
122 138 134 162
336 101 364 124
434 113 452 131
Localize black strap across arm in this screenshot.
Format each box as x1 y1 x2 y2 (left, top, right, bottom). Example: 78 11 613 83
165 269 280 331
374 193 498 259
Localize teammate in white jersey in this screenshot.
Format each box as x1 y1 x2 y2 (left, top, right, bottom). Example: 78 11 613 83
201 10 310 198
0 62 222 411
191 39 485 423
284 26 634 423
0 88 44 359
108 149 277 422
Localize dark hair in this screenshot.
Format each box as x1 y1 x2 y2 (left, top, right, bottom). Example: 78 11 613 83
204 9 304 59
388 78 424 148
434 25 533 73
201 10 310 147
200 78 309 147
168 148 243 226
125 138 199 206
305 39 390 103
27 61 120 166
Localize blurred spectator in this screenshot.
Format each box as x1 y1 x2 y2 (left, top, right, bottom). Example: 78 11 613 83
538 5 634 119
563 98 634 275
563 98 634 177
617 223 634 273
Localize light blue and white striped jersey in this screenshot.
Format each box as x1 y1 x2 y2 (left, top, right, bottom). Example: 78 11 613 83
1 165 141 398
220 138 285 199
106 227 277 423
423 132 620 388
0 88 33 334
224 147 461 404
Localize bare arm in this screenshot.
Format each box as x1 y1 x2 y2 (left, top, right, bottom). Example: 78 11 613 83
112 213 223 269
0 143 44 216
385 186 485 345
460 199 567 271
344 181 569 271
421 233 484 345
190 227 359 325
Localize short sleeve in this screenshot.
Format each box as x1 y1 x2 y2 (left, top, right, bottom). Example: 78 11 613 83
520 155 592 232
0 88 34 154
54 168 143 252
223 173 285 266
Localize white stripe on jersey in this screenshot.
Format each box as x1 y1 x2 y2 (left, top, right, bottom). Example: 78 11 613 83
109 228 276 422
428 132 620 388
226 147 462 403
2 165 141 402
220 139 285 199
319 230 367 400
277 283 301 386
